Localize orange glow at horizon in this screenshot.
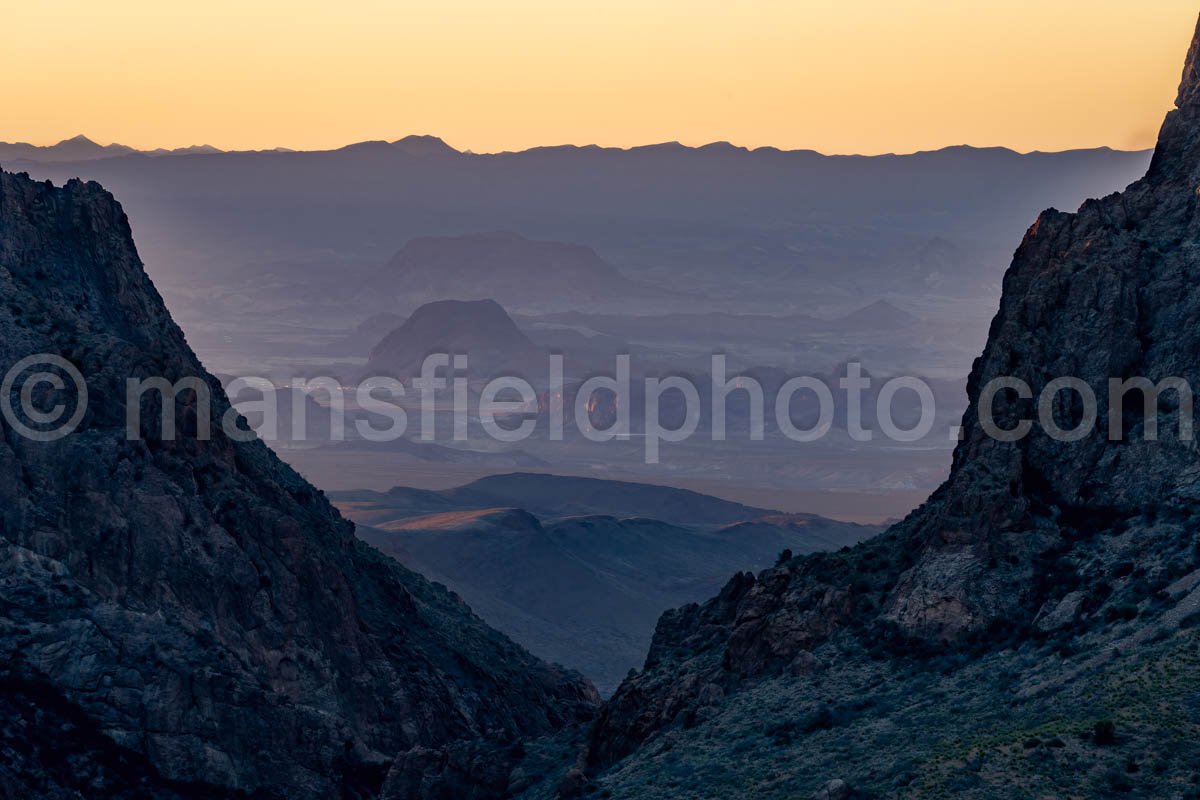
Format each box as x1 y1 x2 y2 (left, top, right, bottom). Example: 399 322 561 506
1 1 1196 155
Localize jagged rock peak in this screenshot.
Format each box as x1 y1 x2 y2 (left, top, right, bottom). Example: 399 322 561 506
1149 13 1200 178
1177 13 1200 108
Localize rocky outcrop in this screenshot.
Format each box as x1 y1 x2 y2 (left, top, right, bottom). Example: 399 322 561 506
0 169 598 797
584 12 1200 772
879 10 1200 639
811 780 851 800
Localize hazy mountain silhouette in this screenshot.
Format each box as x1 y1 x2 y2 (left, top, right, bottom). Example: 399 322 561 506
336 472 782 527
389 134 459 157
145 143 224 156
324 310 407 355
0 135 230 163
7 140 1150 314
372 231 653 311
834 299 919 330
0 134 138 162
365 298 546 380
450 473 779 525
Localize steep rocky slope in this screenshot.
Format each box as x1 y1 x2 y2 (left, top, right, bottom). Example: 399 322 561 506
566 15 1200 796
0 169 598 798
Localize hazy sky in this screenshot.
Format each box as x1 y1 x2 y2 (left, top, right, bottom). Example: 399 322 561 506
3 1 1196 154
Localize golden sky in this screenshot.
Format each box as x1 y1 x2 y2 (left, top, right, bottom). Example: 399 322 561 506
3 0 1197 154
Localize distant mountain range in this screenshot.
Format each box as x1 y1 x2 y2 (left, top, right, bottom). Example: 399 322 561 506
370 231 658 311
338 472 787 527
0 134 227 162
0 133 464 163
0 132 1152 166
0 133 483 163
7 136 1150 316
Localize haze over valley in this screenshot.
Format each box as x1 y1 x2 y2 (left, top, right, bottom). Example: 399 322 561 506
5 6 1200 796
4 138 1151 522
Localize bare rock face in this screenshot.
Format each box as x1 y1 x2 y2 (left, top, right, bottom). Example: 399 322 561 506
880 12 1200 638
585 13 1200 771
0 170 598 797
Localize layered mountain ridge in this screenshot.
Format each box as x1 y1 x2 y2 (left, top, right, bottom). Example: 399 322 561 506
12 133 1149 315
336 477 877 695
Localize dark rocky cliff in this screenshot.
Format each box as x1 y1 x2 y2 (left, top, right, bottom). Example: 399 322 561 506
584 14 1200 776
0 170 598 798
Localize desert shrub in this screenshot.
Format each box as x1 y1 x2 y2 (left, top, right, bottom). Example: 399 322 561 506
1093 720 1117 745
805 706 835 733
1104 604 1139 623
1082 580 1114 616
764 706 835 746
1103 767 1133 793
